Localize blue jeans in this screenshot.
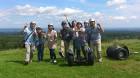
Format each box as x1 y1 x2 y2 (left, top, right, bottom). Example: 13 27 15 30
49 49 56 60
76 45 86 59
37 44 44 61
74 38 86 59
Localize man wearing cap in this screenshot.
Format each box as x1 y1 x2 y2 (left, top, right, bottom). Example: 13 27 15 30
23 21 38 65
60 21 73 58
47 24 57 63
88 19 104 62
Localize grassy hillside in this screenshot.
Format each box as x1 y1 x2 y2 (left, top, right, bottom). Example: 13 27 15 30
0 39 140 78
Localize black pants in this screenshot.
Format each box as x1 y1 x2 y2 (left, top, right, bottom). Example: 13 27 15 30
49 49 56 60
76 46 86 60
37 44 44 61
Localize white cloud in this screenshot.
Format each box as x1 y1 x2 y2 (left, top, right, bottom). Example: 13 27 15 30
57 8 82 16
121 2 140 16
130 16 137 19
116 4 127 10
107 0 128 10
106 0 139 22
0 2 139 28
107 0 127 6
109 15 138 21
110 16 126 20
15 4 58 15
0 12 5 17
0 10 10 17
94 12 104 18
15 4 82 16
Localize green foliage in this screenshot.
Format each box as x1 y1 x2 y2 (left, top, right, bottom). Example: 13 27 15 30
0 31 140 50
0 34 23 50
0 39 140 78
102 31 140 42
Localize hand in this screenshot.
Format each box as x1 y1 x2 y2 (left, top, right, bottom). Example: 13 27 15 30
24 26 27 29
97 23 104 32
97 23 101 29
25 23 28 26
64 14 68 21
23 23 28 29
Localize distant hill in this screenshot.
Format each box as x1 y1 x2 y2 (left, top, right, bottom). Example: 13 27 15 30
0 28 140 33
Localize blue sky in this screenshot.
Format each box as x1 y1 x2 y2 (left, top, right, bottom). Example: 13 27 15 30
0 0 139 29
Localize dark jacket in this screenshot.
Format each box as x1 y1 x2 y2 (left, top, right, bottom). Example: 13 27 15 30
60 27 73 42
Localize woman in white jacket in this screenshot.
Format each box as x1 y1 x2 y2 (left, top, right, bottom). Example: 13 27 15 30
46 24 57 63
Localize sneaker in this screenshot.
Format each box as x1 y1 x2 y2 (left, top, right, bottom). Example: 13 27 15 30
98 58 102 63
53 60 57 64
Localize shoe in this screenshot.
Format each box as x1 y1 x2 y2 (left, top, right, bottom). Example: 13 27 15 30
98 58 102 63
53 60 57 64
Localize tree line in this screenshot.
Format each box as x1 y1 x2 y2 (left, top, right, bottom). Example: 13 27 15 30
0 31 140 50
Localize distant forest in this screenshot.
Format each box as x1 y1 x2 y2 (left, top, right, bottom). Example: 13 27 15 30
0 30 140 50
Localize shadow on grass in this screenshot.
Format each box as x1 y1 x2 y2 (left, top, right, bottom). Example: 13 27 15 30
58 58 94 67
103 56 117 61
103 56 128 61
59 63 93 67
42 57 92 67
5 60 24 65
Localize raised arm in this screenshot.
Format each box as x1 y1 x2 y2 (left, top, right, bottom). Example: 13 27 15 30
23 23 28 32
97 23 104 33
64 15 72 28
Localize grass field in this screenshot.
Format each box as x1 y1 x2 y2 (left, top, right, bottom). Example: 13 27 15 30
0 39 140 78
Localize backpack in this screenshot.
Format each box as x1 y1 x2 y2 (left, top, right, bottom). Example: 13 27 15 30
22 30 34 48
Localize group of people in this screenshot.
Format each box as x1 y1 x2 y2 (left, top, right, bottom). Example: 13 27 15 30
23 18 104 65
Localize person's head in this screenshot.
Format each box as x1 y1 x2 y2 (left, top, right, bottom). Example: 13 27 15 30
89 19 96 28
72 20 77 28
76 22 82 29
36 27 43 33
61 21 67 29
30 21 36 30
84 21 89 28
48 24 54 31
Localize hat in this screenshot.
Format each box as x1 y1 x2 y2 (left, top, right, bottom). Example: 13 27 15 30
84 20 89 23
30 21 36 24
48 24 54 29
48 23 53 26
61 21 67 26
36 27 42 30
89 18 95 22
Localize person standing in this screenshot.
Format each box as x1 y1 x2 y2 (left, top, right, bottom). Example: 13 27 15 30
47 24 57 63
73 22 86 61
36 27 46 62
84 21 91 47
60 21 73 58
89 19 104 62
23 21 38 65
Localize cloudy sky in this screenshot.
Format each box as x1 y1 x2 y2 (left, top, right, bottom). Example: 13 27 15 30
0 0 139 29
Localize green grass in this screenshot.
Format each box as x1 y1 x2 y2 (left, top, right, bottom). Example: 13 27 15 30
0 39 140 78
